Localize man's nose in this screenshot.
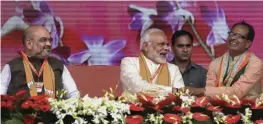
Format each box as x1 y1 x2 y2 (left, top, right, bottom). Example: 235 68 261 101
163 44 169 51
46 40 52 46
182 46 188 52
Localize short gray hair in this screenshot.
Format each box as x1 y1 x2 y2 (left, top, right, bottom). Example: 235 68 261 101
140 28 165 50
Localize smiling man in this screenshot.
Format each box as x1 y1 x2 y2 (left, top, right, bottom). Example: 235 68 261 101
170 30 207 95
205 21 263 99
1 25 79 99
120 28 184 95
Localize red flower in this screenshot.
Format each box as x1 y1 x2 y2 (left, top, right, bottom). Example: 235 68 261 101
35 99 49 105
193 113 210 121
206 105 222 112
126 115 144 124
225 103 241 109
137 94 154 106
5 100 13 109
8 96 15 101
15 90 27 97
1 95 8 101
192 96 209 107
151 106 163 113
130 104 145 111
30 95 48 101
163 113 182 124
31 103 40 110
251 105 263 110
24 114 35 124
241 99 255 106
21 100 34 109
225 114 241 124
210 96 227 106
40 105 51 112
173 106 190 113
254 120 263 124
1 101 7 108
156 93 178 109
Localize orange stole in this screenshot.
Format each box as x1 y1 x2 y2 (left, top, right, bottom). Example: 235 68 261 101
139 53 170 86
216 52 251 87
21 52 55 98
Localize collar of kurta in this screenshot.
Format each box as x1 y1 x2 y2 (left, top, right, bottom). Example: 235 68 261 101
216 51 251 87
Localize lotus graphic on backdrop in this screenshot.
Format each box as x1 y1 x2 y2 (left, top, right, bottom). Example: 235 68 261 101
1 0 64 49
128 1 195 36
67 36 126 66
128 1 195 62
128 1 230 60
200 1 230 56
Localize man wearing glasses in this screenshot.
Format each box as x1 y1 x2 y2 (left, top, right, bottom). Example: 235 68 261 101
1 25 80 99
204 21 263 99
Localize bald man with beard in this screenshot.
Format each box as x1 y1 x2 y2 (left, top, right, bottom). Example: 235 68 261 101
1 25 79 99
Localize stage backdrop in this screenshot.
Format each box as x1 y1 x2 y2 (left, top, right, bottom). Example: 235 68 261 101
1 1 263 96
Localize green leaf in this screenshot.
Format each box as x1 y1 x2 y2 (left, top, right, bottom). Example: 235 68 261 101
2 118 23 124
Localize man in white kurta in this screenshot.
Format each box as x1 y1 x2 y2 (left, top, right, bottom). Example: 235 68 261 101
120 28 184 95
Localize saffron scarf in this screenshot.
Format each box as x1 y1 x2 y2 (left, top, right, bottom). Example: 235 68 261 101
216 51 251 87
139 52 170 86
21 51 55 98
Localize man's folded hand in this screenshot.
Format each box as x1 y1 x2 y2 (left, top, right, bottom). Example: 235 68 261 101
185 86 205 96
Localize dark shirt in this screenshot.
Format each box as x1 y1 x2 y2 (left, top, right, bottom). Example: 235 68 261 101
171 59 207 88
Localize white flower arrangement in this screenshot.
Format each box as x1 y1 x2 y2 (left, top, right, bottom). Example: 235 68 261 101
181 112 193 124
213 112 227 124
49 94 130 124
48 97 83 124
180 95 195 108
152 94 166 105
145 113 164 124
81 95 130 124
241 108 253 124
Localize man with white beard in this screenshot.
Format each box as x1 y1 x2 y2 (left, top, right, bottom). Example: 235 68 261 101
120 28 184 95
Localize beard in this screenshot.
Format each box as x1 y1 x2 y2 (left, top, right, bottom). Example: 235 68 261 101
35 46 51 58
148 52 167 64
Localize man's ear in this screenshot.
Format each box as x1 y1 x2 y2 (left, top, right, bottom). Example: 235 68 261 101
142 42 148 51
25 39 33 49
246 40 252 49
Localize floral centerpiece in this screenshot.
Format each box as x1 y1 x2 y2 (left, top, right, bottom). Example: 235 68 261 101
2 88 263 124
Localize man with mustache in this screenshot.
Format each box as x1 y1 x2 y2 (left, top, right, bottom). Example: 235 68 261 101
170 30 207 96
204 21 263 99
1 25 79 99
120 28 184 95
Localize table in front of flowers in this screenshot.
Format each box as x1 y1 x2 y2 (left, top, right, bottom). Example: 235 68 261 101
1 88 263 124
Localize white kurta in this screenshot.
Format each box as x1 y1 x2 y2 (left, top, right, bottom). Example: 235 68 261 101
120 56 184 95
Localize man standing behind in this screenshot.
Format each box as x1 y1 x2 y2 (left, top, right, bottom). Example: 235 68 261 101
120 28 184 95
1 25 79 98
170 30 207 90
205 21 263 99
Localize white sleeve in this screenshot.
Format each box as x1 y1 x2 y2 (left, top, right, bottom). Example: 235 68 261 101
120 57 173 94
1 64 11 95
62 65 80 98
170 65 185 89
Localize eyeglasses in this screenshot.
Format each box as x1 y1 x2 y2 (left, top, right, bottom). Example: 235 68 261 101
228 31 248 39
